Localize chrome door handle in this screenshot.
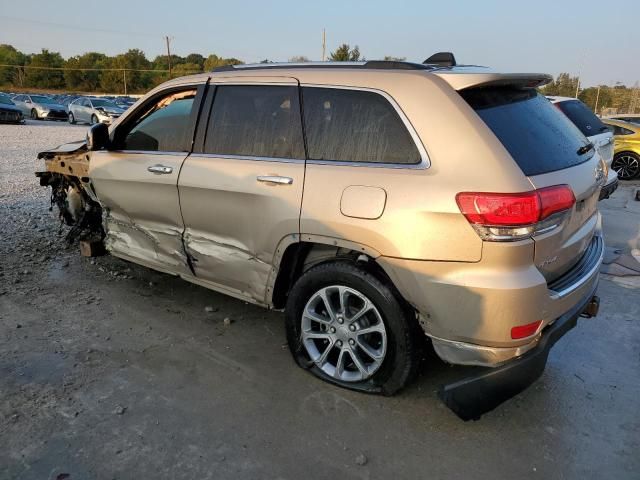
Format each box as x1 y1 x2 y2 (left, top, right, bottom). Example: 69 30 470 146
147 164 173 175
257 175 293 185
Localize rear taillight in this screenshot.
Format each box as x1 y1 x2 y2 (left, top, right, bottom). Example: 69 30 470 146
456 185 575 241
511 320 543 339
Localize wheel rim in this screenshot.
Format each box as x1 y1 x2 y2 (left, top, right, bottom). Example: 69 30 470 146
68 113 74 123
91 115 97 125
612 155 640 180
301 285 387 382
31 110 37 119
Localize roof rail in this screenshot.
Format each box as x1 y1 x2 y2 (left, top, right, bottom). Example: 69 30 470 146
212 61 437 73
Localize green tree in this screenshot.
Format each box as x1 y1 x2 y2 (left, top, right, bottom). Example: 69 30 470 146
172 62 202 76
64 52 107 92
100 49 152 94
0 44 27 87
203 54 242 70
185 53 205 69
25 49 65 89
289 55 309 62
330 44 361 61
541 72 579 97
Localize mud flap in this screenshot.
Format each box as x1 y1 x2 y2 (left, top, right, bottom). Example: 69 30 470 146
439 284 598 421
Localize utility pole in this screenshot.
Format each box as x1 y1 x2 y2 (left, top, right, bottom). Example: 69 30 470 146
575 77 580 99
322 29 326 61
165 35 173 78
123 69 127 95
594 85 601 114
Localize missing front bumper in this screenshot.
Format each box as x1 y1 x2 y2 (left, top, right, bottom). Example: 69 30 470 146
438 283 599 421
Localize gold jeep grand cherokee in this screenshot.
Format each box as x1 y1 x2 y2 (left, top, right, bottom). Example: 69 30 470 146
37 54 604 419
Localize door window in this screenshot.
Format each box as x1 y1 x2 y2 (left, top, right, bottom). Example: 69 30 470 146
204 85 305 159
120 89 197 152
301 87 421 164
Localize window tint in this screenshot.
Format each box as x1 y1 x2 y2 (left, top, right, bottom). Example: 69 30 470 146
302 87 421 164
204 85 304 159
461 87 593 176
122 89 196 152
554 100 608 137
612 125 634 136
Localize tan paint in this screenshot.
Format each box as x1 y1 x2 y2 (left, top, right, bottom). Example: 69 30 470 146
340 186 387 220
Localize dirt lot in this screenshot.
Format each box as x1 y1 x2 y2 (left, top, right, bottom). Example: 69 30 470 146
1 120 639 480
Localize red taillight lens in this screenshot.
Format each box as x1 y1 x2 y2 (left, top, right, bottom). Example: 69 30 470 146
456 185 575 227
511 320 543 339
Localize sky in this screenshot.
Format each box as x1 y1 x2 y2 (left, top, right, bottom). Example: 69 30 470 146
1 0 638 87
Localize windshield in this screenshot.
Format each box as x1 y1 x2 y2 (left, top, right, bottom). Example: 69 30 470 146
554 100 608 137
91 99 118 108
461 87 593 176
0 96 15 106
31 95 57 104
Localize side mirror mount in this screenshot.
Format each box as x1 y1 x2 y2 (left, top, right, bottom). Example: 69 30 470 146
86 123 110 151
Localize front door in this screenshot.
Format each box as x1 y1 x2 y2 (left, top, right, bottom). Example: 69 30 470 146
89 84 204 274
178 78 305 303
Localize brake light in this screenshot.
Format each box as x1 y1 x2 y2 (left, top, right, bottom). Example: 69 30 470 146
456 185 575 241
511 320 543 339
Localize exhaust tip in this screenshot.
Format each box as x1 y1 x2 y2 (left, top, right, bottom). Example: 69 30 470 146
580 295 600 318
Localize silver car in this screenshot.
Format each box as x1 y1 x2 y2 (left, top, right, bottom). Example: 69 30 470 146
11 94 67 121
68 97 125 125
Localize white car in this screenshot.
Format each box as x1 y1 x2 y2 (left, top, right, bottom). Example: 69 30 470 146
68 97 125 125
547 96 618 200
11 94 68 120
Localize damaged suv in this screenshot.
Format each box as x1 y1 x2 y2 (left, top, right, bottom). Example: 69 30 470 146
37 56 605 419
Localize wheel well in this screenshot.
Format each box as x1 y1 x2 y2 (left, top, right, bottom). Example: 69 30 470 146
614 150 640 158
271 242 399 309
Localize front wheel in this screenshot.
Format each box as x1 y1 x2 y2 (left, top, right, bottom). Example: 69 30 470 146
68 112 76 124
30 109 39 120
90 114 98 125
285 261 421 395
612 152 640 180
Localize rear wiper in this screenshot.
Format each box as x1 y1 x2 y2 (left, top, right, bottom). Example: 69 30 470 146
577 143 594 155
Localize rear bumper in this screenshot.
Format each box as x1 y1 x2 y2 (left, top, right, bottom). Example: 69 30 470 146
439 282 599 420
599 177 618 200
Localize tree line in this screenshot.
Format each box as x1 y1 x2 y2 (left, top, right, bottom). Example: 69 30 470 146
1 43 637 113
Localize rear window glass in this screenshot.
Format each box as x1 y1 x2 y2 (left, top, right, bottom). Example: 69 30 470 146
302 87 421 164
554 99 608 137
461 88 593 176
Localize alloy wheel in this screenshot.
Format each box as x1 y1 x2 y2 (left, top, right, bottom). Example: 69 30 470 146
612 154 640 180
301 285 387 382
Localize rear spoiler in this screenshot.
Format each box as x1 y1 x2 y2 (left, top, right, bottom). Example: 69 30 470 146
433 70 552 91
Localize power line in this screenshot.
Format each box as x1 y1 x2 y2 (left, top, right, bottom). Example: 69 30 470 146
0 63 201 74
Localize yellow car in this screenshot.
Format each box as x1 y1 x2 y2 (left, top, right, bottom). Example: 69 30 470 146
602 118 640 179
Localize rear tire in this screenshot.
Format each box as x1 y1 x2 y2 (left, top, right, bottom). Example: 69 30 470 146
612 152 640 180
68 112 76 124
285 261 421 395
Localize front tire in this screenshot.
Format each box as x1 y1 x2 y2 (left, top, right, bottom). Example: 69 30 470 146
68 112 76 124
612 152 640 180
285 261 421 395
30 109 39 120
90 114 98 125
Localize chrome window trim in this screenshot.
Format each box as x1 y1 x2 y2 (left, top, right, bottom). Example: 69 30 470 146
189 152 305 164
284 83 430 170
105 150 189 156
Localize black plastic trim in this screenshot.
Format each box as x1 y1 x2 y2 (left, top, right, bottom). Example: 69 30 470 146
548 234 603 294
438 281 598 421
213 61 436 73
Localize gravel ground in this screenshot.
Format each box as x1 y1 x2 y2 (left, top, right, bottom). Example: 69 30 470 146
1 120 639 480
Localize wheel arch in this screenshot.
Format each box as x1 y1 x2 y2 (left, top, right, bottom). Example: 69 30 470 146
268 234 404 310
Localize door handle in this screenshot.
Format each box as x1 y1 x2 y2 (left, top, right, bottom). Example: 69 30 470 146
147 164 173 175
257 175 293 185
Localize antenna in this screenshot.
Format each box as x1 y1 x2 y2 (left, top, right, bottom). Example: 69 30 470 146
322 29 326 61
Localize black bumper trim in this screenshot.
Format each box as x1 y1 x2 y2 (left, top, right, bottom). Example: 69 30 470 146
599 178 618 200
438 281 598 421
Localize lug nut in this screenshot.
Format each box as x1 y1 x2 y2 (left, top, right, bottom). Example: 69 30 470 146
336 340 343 347
330 327 336 333
349 325 355 331
349 339 355 346
337 316 344 324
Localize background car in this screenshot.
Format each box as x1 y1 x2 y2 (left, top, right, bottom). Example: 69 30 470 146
547 96 617 197
604 113 640 126
602 118 640 180
68 97 125 125
0 93 24 124
11 94 68 120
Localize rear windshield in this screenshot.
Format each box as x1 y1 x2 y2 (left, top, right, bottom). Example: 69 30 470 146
460 87 593 176
554 99 608 137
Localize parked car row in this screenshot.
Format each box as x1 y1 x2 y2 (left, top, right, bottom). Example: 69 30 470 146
0 92 137 125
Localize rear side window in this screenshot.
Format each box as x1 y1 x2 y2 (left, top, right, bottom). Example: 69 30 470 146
204 85 304 159
122 89 196 152
611 125 634 136
461 88 593 176
554 100 608 137
302 87 421 164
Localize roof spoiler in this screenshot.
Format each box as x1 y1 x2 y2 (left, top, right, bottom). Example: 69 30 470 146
424 52 457 67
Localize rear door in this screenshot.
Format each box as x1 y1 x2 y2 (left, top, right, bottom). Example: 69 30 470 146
89 83 205 274
178 77 305 303
461 88 603 281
